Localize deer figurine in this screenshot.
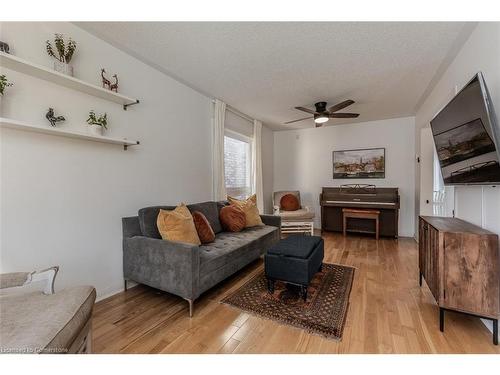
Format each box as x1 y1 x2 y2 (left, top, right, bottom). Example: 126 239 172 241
101 68 111 89
109 74 118 92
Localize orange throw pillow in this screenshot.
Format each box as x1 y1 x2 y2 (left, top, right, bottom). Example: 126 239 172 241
156 204 201 245
192 211 215 244
227 194 263 228
280 194 300 211
220 205 246 232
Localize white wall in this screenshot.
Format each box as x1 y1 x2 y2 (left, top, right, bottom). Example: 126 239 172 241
414 22 500 335
261 124 274 214
0 22 214 299
274 117 416 237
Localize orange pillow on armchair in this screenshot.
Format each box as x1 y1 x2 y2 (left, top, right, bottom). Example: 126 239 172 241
280 193 300 211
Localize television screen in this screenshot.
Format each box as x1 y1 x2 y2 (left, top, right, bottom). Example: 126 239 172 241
430 72 500 185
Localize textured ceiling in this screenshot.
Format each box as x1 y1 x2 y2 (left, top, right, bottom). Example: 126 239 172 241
77 22 474 130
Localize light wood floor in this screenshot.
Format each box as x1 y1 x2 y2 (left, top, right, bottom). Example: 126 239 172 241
92 232 500 353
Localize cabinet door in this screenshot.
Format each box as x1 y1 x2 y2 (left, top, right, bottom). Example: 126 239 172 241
427 225 440 301
418 218 426 274
443 233 499 318
419 219 440 302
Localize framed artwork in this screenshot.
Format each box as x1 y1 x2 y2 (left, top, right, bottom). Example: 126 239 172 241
333 147 385 179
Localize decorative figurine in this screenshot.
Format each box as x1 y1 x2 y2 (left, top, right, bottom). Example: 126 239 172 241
101 69 118 92
109 74 118 92
0 41 10 54
46 34 77 76
101 68 111 90
45 108 66 127
0 74 13 95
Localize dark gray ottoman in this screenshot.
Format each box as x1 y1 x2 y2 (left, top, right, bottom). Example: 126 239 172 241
264 235 324 300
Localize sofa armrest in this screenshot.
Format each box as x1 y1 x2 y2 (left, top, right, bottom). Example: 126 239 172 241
123 236 200 299
261 214 281 228
0 267 58 294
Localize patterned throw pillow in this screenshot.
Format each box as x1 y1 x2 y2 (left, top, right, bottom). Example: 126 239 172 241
156 204 201 245
192 211 215 244
227 194 264 228
280 193 300 211
219 205 246 232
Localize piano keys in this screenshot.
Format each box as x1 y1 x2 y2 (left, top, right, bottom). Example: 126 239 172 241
320 185 400 238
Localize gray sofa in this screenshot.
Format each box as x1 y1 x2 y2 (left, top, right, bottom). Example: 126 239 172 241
122 201 280 316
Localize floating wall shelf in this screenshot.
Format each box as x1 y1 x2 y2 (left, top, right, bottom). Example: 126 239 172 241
0 118 140 150
0 52 140 110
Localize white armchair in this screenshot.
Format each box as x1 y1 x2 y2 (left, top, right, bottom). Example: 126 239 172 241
272 191 315 235
0 266 96 354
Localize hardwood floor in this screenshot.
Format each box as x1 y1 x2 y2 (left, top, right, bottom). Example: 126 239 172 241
92 232 500 353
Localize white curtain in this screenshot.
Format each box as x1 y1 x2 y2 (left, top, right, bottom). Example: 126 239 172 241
252 119 264 213
213 99 227 201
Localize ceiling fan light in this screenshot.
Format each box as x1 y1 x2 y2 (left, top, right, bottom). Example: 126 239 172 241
314 115 329 124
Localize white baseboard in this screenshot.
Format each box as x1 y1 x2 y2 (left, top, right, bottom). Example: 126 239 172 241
96 281 138 302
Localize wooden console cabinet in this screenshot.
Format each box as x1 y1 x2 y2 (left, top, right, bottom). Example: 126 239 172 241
419 216 499 345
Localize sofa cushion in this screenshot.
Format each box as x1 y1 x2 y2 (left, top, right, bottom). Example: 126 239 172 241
0 286 96 353
192 211 215 244
199 225 278 275
157 205 201 245
187 201 223 234
227 194 264 228
279 208 315 220
139 205 176 238
220 205 246 232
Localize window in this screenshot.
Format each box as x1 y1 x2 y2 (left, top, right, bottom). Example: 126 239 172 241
224 132 252 199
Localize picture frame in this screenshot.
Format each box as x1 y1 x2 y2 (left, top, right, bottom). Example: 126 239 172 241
332 147 385 179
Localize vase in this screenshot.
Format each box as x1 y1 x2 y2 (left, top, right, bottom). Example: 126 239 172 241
53 61 74 77
88 124 103 136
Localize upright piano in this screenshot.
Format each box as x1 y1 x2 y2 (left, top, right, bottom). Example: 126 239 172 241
320 185 400 238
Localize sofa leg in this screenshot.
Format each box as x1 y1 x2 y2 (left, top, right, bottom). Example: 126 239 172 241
124 279 128 292
185 298 194 318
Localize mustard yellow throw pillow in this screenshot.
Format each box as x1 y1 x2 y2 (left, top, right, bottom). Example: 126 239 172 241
227 194 264 228
157 204 201 245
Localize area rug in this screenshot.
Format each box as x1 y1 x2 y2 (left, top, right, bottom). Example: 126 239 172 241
221 263 355 340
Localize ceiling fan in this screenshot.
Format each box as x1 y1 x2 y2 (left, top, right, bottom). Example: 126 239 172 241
285 100 359 127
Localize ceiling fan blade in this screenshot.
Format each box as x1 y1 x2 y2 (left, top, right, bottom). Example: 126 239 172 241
328 113 360 118
328 100 355 113
284 116 313 124
295 106 318 115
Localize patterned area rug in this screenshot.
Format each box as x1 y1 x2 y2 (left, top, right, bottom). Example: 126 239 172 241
221 263 355 340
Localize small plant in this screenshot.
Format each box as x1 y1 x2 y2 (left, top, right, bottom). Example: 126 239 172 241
46 33 77 63
0 74 13 95
86 110 108 129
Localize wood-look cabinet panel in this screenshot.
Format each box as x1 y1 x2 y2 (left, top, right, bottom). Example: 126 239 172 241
443 232 500 318
419 218 440 302
419 216 499 320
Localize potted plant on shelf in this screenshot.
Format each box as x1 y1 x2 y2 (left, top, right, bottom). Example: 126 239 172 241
86 110 108 136
0 74 13 95
46 33 77 76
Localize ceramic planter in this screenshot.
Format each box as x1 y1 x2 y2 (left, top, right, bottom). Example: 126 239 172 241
88 124 104 136
53 61 74 77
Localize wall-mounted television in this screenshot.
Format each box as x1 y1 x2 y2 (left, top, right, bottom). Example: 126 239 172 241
430 72 500 185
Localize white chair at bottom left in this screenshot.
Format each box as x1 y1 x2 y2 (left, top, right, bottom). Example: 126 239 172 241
0 266 96 354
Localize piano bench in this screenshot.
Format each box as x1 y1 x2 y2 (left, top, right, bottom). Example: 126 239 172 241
342 208 380 240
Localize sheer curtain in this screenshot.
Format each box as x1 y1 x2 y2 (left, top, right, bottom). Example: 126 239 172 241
252 119 264 213
213 99 227 201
